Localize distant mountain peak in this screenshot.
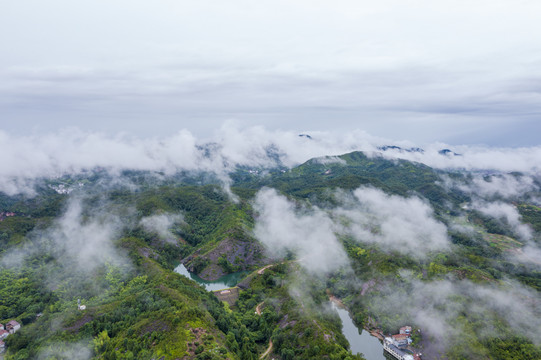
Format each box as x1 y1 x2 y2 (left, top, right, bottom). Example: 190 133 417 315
438 148 461 156
378 145 424 153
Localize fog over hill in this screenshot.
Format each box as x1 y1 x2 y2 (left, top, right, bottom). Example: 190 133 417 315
1 124 540 359
2 1 541 358
1 124 541 196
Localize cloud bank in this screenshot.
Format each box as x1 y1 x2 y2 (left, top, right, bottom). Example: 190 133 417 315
3 1 541 146
2 125 541 197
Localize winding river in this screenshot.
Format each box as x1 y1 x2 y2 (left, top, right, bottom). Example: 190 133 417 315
331 302 387 360
175 264 385 359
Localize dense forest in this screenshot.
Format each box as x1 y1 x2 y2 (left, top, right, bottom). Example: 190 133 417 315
1 151 540 359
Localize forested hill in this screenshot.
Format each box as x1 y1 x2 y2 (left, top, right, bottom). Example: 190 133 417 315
233 151 462 206
1 150 540 359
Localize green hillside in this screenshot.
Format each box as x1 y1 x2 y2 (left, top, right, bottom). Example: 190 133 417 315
1 150 540 359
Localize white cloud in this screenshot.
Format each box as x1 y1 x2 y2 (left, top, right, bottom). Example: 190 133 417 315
253 188 349 275
0 125 379 195
2 124 541 197
381 144 541 173
449 173 538 200
371 277 541 351
36 341 92 360
0 197 131 290
473 200 533 241
140 213 184 243
335 187 450 257
312 156 347 166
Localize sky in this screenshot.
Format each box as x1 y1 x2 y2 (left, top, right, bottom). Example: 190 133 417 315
1 0 541 146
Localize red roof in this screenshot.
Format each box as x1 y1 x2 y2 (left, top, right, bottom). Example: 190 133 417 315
392 334 409 339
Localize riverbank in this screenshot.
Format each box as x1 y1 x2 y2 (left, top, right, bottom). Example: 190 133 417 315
329 295 384 340
329 296 387 360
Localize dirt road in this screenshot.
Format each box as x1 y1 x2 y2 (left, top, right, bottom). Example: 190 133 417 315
255 301 264 315
259 339 273 359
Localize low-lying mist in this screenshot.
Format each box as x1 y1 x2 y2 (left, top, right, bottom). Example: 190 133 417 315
253 188 350 275
2 124 541 196
0 195 133 298
253 185 450 275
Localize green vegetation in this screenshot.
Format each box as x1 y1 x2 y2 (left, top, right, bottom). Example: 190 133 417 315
1 151 540 359
518 204 541 232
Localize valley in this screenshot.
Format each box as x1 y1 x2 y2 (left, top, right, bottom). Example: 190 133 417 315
1 150 540 359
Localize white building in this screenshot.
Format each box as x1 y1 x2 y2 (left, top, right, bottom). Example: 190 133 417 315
384 337 415 360
6 321 20 334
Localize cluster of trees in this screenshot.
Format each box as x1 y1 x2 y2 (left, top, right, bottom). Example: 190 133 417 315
1 152 541 359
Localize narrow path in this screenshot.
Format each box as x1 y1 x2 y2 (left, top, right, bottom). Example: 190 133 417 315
259 339 273 359
257 259 299 275
257 264 274 275
255 301 264 315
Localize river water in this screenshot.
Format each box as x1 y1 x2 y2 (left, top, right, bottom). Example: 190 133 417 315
174 264 249 291
175 264 385 359
331 302 387 360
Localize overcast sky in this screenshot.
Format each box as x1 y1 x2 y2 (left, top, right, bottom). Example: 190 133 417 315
1 0 541 146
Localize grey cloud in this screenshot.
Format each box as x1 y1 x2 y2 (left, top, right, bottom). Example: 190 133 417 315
3 65 540 148
2 1 541 146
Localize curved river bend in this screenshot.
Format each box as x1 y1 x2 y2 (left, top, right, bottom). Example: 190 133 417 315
331 302 387 360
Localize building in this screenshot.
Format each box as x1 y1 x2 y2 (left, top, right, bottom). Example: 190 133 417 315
392 334 411 347
6 320 20 334
400 326 412 335
0 330 9 340
383 325 422 360
384 337 415 360
0 339 5 353
0 323 3 330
